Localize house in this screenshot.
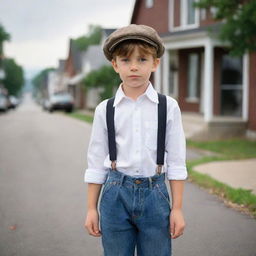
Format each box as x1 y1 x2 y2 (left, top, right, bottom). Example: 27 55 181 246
64 39 86 109
64 28 116 110
131 0 256 140
82 44 110 109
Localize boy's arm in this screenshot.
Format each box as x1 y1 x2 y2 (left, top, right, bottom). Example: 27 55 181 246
84 103 109 184
169 180 186 239
169 180 184 210
165 100 187 239
87 183 102 210
85 183 102 237
84 103 108 236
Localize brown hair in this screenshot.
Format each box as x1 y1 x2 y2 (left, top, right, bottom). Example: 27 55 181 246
112 40 158 60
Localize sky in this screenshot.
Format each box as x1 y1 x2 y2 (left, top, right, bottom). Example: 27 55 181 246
0 0 135 79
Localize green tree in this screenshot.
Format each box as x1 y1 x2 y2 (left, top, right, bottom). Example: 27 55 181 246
194 0 256 56
2 58 24 96
32 67 55 93
83 65 121 101
0 23 10 56
73 25 102 51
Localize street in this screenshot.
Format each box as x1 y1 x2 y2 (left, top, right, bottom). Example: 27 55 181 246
0 93 256 256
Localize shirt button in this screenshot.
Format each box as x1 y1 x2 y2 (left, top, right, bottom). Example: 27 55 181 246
136 170 139 173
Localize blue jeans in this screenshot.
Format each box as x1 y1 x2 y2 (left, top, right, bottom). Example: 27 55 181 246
99 168 172 256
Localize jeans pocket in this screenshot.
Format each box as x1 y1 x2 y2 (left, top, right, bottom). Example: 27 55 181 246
101 181 116 198
156 184 171 208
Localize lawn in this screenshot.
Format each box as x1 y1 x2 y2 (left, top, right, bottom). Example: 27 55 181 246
187 139 256 218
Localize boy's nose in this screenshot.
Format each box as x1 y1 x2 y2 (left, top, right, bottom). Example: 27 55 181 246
130 62 138 71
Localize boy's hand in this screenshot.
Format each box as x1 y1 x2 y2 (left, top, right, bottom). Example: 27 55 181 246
84 209 102 237
170 208 186 239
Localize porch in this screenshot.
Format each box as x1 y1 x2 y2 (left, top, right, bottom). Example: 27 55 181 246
182 112 247 141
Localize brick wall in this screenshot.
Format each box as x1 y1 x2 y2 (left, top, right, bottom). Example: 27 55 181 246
248 51 256 131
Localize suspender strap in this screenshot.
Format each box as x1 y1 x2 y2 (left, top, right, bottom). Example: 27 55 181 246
156 93 167 174
106 96 117 170
106 93 167 173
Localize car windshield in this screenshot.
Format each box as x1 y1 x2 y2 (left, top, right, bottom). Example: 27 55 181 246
51 94 72 101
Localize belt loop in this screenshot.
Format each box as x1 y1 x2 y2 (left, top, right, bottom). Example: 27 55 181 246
148 177 152 189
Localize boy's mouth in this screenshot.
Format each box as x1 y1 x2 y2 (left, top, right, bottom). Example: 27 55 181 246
129 75 140 78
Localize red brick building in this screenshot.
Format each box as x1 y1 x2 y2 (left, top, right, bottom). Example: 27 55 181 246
131 0 256 139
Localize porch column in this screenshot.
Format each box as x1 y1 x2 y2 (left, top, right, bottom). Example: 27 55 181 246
204 39 214 122
162 50 169 95
242 53 249 121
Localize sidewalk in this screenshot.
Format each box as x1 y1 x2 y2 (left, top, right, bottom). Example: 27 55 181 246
193 159 256 195
182 113 256 196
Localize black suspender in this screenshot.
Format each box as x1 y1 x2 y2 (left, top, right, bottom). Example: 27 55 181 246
106 93 167 174
106 96 117 170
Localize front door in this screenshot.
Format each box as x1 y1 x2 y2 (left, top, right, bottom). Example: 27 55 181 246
220 54 243 116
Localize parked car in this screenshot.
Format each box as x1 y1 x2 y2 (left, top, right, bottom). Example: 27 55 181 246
47 93 74 113
0 93 8 112
8 95 19 109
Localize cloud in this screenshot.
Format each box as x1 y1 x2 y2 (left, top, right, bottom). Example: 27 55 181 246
0 0 135 73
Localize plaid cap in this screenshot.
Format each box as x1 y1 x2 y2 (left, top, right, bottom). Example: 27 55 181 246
103 24 165 61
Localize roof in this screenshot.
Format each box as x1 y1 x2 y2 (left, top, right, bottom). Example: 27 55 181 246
82 45 109 72
161 22 224 39
102 28 116 37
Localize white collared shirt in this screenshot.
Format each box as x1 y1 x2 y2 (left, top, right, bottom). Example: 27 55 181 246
84 82 188 184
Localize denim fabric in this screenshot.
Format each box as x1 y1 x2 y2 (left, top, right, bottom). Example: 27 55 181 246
99 168 172 256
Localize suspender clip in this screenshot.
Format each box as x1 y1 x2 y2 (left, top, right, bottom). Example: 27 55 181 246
111 161 117 170
156 165 163 175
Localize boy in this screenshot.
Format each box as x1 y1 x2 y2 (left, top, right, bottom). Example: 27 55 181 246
84 24 187 256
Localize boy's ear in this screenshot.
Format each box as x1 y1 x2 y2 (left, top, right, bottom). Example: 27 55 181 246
152 58 160 72
111 59 119 73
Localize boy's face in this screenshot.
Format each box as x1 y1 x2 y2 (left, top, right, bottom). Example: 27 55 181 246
111 45 160 89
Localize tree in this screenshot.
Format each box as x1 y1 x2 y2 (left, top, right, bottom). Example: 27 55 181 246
32 67 55 93
0 23 10 56
83 65 121 100
194 0 256 56
2 58 24 96
73 25 102 51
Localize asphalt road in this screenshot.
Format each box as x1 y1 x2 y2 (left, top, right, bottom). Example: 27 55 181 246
0 93 255 256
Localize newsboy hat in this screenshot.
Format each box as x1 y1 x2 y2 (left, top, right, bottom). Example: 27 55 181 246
103 24 165 61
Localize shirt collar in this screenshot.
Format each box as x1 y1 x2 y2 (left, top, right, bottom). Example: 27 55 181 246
113 82 159 107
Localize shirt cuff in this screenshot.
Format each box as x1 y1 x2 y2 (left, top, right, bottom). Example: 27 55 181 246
167 167 188 180
84 168 108 184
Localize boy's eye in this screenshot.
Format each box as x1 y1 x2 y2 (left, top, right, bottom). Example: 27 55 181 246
139 58 147 62
121 58 129 62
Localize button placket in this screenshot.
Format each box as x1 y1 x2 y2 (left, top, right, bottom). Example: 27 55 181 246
133 103 142 175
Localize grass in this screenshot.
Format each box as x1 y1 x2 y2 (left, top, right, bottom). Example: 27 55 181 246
187 139 256 218
66 110 256 218
66 111 94 123
187 138 256 158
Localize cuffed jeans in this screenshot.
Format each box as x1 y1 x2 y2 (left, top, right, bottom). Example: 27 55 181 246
99 168 172 256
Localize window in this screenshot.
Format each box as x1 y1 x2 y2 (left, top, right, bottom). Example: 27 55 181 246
146 0 154 8
168 51 178 95
171 0 199 30
187 53 200 101
187 0 196 24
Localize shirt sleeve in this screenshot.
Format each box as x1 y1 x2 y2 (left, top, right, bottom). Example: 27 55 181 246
165 100 188 180
84 102 109 184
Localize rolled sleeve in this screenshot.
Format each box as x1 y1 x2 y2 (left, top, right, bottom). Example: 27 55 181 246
165 101 188 180
84 103 109 184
